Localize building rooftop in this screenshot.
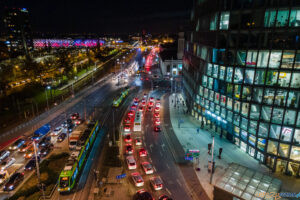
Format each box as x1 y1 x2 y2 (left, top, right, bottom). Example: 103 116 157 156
159 41 178 61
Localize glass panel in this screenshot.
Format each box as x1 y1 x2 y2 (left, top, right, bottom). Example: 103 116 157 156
250 104 260 120
241 103 249 117
202 75 208 87
204 88 209 98
208 77 213 89
289 9 300 27
270 124 281 139
263 88 275 105
210 102 215 112
281 50 295 68
261 106 271 122
213 64 219 78
258 122 269 137
272 108 284 124
249 120 257 135
234 68 244 83
209 90 214 101
220 11 230 30
276 9 289 27
215 105 220 115
269 51 282 68
253 88 263 103
274 90 287 107
210 13 218 30
278 72 291 87
207 63 213 76
221 107 226 118
257 51 269 68
297 112 300 127
221 95 226 106
278 143 289 158
246 50 257 67
242 86 252 101
290 146 300 161
295 51 300 69
215 92 220 104
281 127 293 142
257 138 266 151
234 100 241 113
237 51 246 65
284 110 296 125
266 70 278 86
219 66 225 80
199 86 203 96
227 83 233 96
264 9 276 27
241 130 247 141
234 85 242 99
244 69 255 84
234 114 240 126
287 91 300 108
226 67 233 82
227 110 233 122
241 118 248 130
227 97 233 110
234 126 240 136
267 140 278 155
290 73 300 88
293 129 300 144
254 70 266 85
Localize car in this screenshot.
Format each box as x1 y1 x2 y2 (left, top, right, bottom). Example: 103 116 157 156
1 158 16 170
139 148 147 157
143 94 147 98
131 105 137 111
133 101 139 106
124 124 131 132
134 189 154 200
128 111 135 117
126 155 136 170
141 162 154 174
70 113 79 120
155 102 161 108
149 97 154 102
3 172 24 191
67 123 74 133
39 146 51 157
135 138 142 146
9 139 25 150
24 150 35 159
38 136 51 147
150 176 163 190
18 141 32 153
156 98 160 103
57 133 67 143
0 170 9 185
154 125 161 132
131 172 144 187
141 101 146 107
154 118 160 125
154 113 160 118
134 97 139 102
24 157 40 171
154 107 160 113
0 151 10 163
159 195 173 200
124 134 132 143
124 117 132 124
74 118 83 126
51 126 63 136
147 106 152 112
138 106 144 112
125 144 133 154
148 102 154 107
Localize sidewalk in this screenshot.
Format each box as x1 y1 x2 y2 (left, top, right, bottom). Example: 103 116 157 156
168 93 300 199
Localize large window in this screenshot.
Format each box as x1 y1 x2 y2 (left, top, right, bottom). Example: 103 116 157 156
226 67 233 82
289 9 300 27
246 50 258 67
210 13 218 30
287 91 300 108
219 66 225 80
281 50 295 68
267 140 278 155
281 127 293 142
207 63 212 76
227 97 233 110
270 124 281 139
274 90 287 106
257 51 269 68
258 122 269 137
284 110 296 126
253 88 263 103
278 72 291 87
213 64 219 78
293 129 300 144
269 51 282 68
242 86 251 100
278 143 290 158
276 9 289 27
263 88 275 105
241 103 249 116
264 9 276 27
249 120 257 135
220 12 230 30
272 108 284 124
234 100 240 113
234 68 244 83
290 146 300 161
250 104 260 120
290 73 300 88
227 110 233 122
202 75 207 87
254 70 266 85
261 106 272 122
244 69 255 84
266 70 278 86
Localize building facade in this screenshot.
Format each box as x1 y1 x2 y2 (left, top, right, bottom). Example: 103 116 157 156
183 0 300 176
3 8 32 55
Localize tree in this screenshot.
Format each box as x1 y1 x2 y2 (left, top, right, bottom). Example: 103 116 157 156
57 51 74 79
23 55 44 81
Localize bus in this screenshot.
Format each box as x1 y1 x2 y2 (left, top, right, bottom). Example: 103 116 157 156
133 111 142 132
58 121 100 193
112 87 130 107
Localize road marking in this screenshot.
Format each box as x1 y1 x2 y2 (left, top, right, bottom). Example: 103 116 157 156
166 188 172 195
166 163 170 169
159 151 163 157
176 179 182 186
149 144 153 152
153 166 157 172
161 143 165 151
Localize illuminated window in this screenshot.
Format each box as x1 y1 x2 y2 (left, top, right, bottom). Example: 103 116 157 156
246 50 258 67
226 67 233 82
269 51 282 68
281 50 295 68
289 9 300 27
250 104 260 120
264 9 276 27
219 66 225 80
283 110 296 125
207 63 212 76
280 127 293 142
267 140 278 155
276 9 289 27
290 73 300 88
272 108 284 124
244 69 255 84
213 64 219 78
293 129 300 144
290 146 300 161
270 124 281 139
210 13 218 30
258 122 269 137
278 143 290 158
219 12 230 30
257 50 269 68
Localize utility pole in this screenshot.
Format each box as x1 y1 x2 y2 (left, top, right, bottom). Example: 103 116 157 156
210 136 215 184
33 141 45 200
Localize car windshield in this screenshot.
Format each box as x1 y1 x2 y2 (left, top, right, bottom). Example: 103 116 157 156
70 141 77 145
60 177 69 188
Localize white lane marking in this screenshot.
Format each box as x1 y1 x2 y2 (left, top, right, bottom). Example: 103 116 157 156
153 166 157 172
166 163 170 169
176 179 182 186
161 143 165 151
166 188 172 195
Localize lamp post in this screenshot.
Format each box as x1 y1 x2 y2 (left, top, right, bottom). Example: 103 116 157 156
45 86 51 110
33 141 45 200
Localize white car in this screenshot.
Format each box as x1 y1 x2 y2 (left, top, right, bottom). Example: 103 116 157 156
126 156 136 170
131 172 144 187
150 176 163 190
135 138 142 146
155 102 161 108
141 162 154 174
51 126 63 136
0 151 10 162
1 158 16 171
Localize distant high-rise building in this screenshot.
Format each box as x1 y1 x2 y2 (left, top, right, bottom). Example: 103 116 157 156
3 7 32 56
183 0 300 177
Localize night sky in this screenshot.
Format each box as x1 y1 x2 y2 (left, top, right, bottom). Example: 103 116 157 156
1 0 192 34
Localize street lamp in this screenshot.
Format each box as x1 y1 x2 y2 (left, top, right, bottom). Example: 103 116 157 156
45 86 51 110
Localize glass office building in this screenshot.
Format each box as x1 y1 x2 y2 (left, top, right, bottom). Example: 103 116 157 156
183 0 300 177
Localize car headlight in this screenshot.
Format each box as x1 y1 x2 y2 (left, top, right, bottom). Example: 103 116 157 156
9 185 13 189
67 187 70 191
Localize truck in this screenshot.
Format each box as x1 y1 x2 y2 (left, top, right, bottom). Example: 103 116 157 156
69 130 82 150
32 124 51 141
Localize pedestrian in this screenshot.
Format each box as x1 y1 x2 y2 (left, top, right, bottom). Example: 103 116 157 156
197 128 200 134
218 148 223 159
172 99 173 104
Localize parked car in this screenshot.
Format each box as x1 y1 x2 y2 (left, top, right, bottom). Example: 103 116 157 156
1 158 16 170
9 139 25 150
57 133 67 143
3 172 24 191
0 151 10 162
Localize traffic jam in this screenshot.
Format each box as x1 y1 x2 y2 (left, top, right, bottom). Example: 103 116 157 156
122 94 172 200
0 112 83 193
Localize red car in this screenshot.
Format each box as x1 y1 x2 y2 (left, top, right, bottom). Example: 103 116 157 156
154 125 161 132
138 106 144 112
125 144 134 154
148 102 154 107
149 97 154 102
154 118 160 125
139 148 147 157
154 113 160 118
154 107 160 113
128 111 135 117
124 117 132 124
125 134 132 143
141 101 146 107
